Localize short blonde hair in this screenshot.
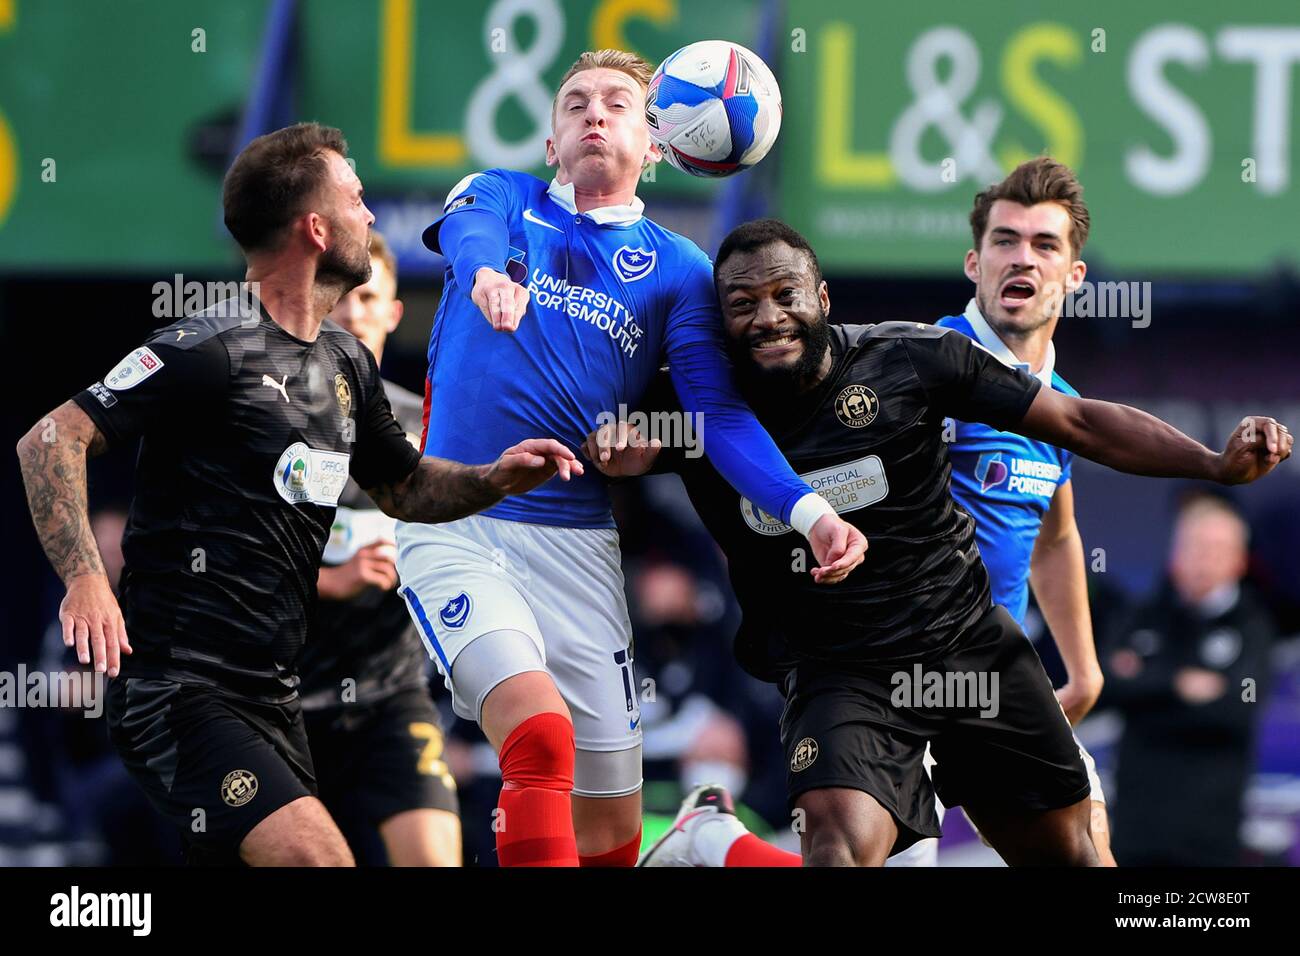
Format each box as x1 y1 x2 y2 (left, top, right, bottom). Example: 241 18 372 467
552 49 653 122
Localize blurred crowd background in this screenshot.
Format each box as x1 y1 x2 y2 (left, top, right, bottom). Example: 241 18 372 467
1 0 1298 865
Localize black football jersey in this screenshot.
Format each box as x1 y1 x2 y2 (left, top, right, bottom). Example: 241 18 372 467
72 299 421 702
656 322 1043 679
296 379 430 710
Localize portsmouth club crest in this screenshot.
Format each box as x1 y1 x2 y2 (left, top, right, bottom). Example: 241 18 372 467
439 592 472 630
612 245 656 283
834 384 879 428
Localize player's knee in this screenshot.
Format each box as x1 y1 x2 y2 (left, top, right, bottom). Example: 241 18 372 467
573 789 642 860
803 835 855 867
499 711 576 791
1039 805 1099 867
798 790 891 867
1066 821 1100 867
380 809 462 867
241 800 355 867
801 812 888 867
276 837 354 867
804 829 886 867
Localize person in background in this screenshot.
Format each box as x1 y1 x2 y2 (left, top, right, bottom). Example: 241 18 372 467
1103 492 1276 865
297 231 461 866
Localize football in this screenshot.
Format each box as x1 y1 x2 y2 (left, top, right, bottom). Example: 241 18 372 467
645 40 782 178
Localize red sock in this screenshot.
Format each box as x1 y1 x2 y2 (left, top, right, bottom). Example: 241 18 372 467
724 833 802 867
495 713 579 867
580 829 642 867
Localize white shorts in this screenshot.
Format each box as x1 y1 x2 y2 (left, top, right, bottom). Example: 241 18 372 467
1079 738 1105 805
395 513 642 761
888 745 943 866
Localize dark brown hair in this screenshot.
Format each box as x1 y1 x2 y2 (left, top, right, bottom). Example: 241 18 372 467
970 157 1090 259
222 122 349 253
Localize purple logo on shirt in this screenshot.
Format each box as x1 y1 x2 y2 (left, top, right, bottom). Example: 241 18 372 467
505 246 527 284
975 452 1009 492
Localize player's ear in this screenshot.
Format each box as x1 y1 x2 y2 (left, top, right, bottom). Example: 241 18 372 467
545 135 558 168
305 212 329 254
818 280 830 318
963 248 980 284
645 142 663 165
1065 258 1087 295
388 298 404 334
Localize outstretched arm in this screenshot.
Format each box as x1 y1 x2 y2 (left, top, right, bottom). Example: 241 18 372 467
1029 481 1101 724
16 400 130 675
366 438 583 523
1017 388 1292 484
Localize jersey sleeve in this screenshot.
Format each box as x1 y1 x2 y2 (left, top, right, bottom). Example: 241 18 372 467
902 327 1042 430
421 169 519 286
662 245 725 356
349 357 422 491
1059 450 1074 485
666 340 817 528
72 334 229 447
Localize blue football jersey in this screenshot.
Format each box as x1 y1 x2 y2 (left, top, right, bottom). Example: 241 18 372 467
938 301 1077 625
418 168 809 529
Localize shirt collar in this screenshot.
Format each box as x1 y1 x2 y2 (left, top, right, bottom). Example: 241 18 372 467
546 178 644 225
962 298 1056 388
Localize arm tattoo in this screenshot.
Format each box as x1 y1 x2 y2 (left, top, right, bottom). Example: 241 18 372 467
16 402 110 584
367 457 502 524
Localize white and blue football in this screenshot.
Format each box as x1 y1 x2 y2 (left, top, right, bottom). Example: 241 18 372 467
645 40 782 178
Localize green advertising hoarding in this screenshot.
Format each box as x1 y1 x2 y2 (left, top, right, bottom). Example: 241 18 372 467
2 0 1298 275
0 0 268 270
779 0 1300 275
0 0 759 272
296 0 759 193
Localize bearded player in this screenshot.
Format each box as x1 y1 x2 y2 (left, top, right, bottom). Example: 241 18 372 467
590 218 1291 866
15 124 579 865
398 49 866 868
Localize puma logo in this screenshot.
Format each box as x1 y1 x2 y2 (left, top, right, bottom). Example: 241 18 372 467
261 374 290 403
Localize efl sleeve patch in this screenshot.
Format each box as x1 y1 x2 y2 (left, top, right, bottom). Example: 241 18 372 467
104 346 165 391
88 381 118 408
446 194 476 212
443 172 482 210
